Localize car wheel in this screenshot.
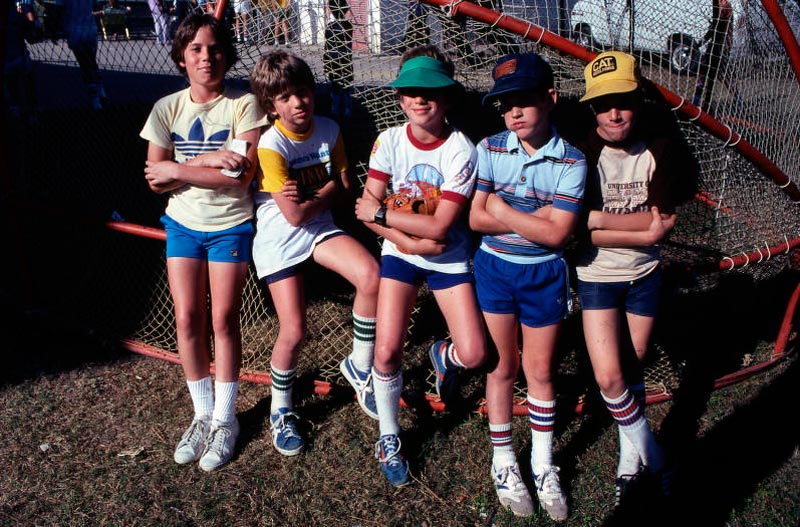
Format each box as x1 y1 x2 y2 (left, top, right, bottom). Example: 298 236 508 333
573 24 596 51
668 34 700 74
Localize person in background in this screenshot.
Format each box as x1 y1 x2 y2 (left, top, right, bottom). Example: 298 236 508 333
323 0 354 118
147 0 171 46
233 0 255 44
270 0 292 46
64 0 108 110
5 0 39 122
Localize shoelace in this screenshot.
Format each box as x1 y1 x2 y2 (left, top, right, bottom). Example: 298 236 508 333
496 465 524 489
347 361 373 392
204 426 231 454
181 419 206 444
537 467 562 495
361 373 374 394
375 436 402 464
272 412 300 437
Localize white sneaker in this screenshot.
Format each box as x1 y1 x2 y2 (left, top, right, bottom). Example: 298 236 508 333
173 416 211 464
198 418 240 472
492 463 534 517
534 465 568 521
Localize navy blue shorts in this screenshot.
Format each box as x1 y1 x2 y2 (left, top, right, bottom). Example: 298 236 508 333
576 267 662 317
474 249 569 328
162 214 253 263
379 255 473 290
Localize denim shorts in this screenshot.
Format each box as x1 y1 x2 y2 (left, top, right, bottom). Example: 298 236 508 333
380 255 473 290
162 214 253 263
474 249 569 328
576 267 662 317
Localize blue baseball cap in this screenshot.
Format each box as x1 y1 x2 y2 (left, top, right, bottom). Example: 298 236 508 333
390 56 460 90
482 53 554 106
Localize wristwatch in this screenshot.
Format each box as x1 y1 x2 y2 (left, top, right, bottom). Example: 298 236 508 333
374 204 388 226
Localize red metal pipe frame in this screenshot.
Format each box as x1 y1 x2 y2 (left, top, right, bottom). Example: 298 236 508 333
119 231 796 416
212 0 228 20
122 338 444 407
761 0 800 83
420 0 800 203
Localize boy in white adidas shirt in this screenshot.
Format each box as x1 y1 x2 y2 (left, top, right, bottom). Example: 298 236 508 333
140 13 266 472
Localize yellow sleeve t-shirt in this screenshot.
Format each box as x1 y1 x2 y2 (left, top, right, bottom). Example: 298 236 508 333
255 116 347 203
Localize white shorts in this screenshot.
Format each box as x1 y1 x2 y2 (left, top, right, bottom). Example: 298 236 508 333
251 198 342 278
234 0 253 14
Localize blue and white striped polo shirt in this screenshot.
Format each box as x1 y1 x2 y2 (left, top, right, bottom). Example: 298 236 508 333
475 127 586 263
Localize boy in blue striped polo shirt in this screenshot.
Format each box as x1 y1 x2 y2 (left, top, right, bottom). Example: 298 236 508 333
469 52 586 519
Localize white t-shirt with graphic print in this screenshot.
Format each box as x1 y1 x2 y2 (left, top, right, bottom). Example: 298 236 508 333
368 123 477 274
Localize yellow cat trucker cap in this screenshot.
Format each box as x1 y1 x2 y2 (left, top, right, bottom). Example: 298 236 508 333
580 51 640 102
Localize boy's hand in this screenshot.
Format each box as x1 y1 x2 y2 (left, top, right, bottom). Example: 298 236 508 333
396 236 445 256
281 179 301 202
191 150 250 173
646 206 676 244
406 237 446 256
145 160 185 193
355 194 381 223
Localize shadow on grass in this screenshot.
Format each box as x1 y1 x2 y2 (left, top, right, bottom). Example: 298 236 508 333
607 353 798 527
0 299 129 386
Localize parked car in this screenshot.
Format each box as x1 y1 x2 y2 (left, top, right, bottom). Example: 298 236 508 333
569 0 733 74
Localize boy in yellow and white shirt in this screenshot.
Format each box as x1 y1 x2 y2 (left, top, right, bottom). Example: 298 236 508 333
250 49 380 456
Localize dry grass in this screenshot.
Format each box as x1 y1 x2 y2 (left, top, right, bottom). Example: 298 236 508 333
1 288 798 527
0 268 800 527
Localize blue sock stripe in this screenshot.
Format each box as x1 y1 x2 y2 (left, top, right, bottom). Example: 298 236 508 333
490 432 513 448
605 392 643 426
445 343 464 369
527 401 556 432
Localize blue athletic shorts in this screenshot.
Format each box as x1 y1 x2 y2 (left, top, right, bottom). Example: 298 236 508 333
380 255 473 290
576 267 662 317
161 214 253 263
473 249 569 328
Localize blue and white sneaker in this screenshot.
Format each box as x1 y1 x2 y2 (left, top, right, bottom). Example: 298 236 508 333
493 462 535 517
428 340 459 404
375 434 410 487
270 408 305 456
340 356 379 420
533 465 569 521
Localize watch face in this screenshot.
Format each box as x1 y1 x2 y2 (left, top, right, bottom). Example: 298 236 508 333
375 205 387 225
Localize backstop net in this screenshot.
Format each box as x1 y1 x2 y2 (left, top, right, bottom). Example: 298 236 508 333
6 0 799 411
